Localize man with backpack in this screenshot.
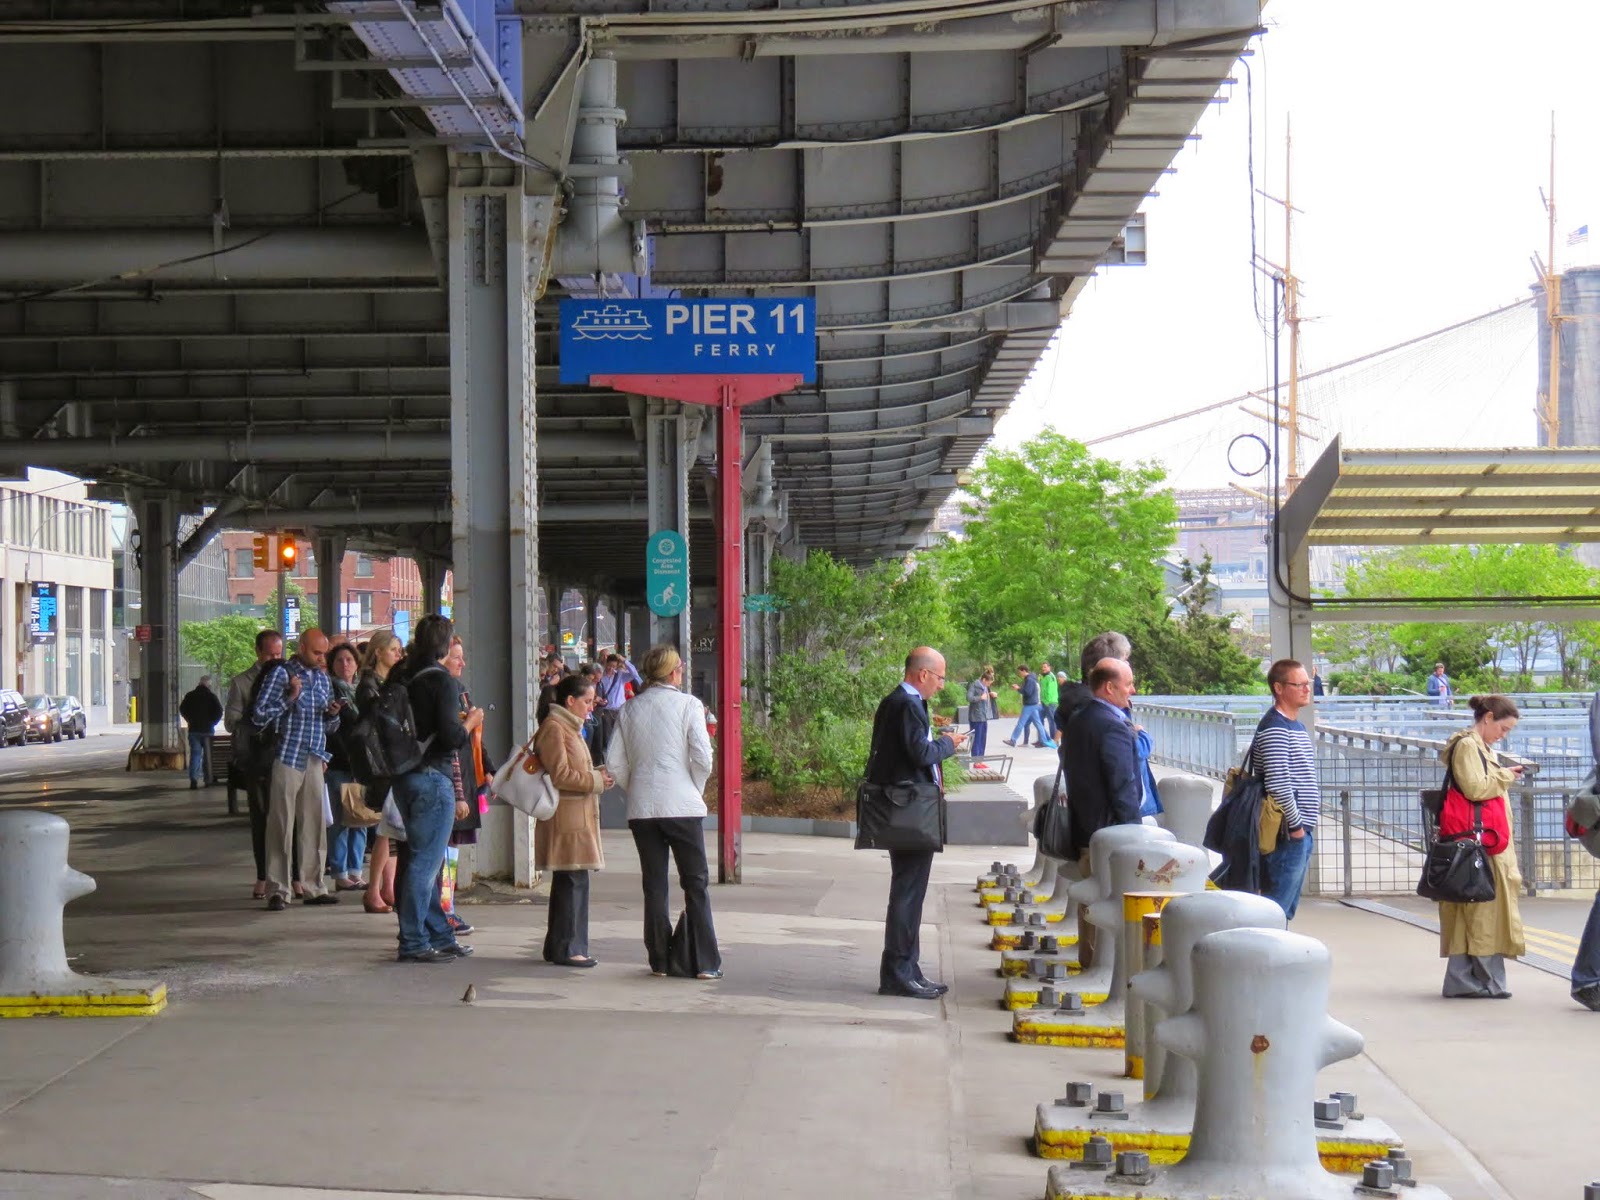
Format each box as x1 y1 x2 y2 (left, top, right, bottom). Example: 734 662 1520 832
228 629 285 901
252 627 344 911
179 675 224 790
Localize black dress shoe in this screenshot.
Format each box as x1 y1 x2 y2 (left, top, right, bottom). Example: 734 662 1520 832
878 980 942 1000
915 978 950 995
302 893 339 906
549 956 598 968
398 948 452 964
436 941 474 958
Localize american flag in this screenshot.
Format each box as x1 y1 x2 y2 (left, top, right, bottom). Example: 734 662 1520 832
1569 225 1589 247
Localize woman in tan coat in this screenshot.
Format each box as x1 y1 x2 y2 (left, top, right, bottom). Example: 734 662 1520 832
1437 693 1525 999
534 673 612 967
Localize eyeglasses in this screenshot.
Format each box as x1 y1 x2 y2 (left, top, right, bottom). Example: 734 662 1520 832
1284 680 1313 689
925 670 946 682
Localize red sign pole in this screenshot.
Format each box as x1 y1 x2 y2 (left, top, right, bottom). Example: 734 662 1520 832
588 372 802 886
715 381 744 883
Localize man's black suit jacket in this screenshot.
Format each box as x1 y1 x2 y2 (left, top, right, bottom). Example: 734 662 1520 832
866 686 958 788
1063 696 1142 859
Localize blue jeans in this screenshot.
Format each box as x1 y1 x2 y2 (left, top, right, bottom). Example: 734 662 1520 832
391 767 456 955
1009 705 1052 746
1263 829 1314 920
327 824 367 878
969 719 988 757
1574 890 1600 992
187 731 212 783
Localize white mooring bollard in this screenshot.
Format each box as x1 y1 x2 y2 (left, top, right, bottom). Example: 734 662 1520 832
1155 776 1213 854
1009 832 1202 1040
1045 927 1450 1200
0 810 166 1017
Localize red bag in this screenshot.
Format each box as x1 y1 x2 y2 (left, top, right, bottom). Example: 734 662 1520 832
1439 788 1510 856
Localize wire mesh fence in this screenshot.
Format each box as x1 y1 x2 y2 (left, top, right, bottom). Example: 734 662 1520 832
1136 697 1600 898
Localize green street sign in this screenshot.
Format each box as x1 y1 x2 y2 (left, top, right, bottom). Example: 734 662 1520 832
743 593 782 613
646 529 689 617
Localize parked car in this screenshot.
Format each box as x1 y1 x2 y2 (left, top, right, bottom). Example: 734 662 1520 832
0 691 25 747
23 694 61 743
54 695 86 740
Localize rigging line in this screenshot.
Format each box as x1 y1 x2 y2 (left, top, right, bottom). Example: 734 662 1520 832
1085 297 1536 446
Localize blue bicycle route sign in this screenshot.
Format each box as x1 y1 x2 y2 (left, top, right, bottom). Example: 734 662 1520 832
646 529 689 617
559 298 817 383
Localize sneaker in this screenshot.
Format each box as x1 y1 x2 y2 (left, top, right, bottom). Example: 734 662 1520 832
267 895 288 912
397 948 451 964
436 942 474 959
1574 984 1600 1011
448 917 475 936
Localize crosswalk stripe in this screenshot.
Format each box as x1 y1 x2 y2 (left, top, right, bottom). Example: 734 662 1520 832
1523 925 1582 947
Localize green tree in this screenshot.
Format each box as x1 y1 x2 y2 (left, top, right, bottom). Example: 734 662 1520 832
180 614 274 682
1128 556 1262 694
934 430 1177 664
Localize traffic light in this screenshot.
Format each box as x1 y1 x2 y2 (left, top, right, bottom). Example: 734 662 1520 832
252 534 270 570
278 537 298 571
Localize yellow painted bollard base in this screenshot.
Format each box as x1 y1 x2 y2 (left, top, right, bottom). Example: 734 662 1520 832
1033 1125 1398 1174
986 905 1066 926
0 982 167 1018
991 925 1078 950
998 950 1080 977
978 887 1052 905
1002 980 1109 1011
1011 1017 1124 1047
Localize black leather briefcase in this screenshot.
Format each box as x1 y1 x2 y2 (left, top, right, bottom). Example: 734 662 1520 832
854 781 946 853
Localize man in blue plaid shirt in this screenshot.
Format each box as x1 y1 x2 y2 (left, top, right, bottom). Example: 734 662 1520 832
252 627 344 910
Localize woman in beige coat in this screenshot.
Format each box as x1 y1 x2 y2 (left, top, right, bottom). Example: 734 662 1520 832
1437 693 1525 999
534 673 613 967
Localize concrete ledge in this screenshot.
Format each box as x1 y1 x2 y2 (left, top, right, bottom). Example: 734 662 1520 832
1033 1118 1400 1174
0 981 167 1019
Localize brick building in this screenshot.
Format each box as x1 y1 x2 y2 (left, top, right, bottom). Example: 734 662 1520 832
218 531 424 638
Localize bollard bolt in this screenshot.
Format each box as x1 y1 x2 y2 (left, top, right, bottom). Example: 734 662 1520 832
1057 991 1085 1012
1332 1090 1360 1117
1027 957 1044 977
1066 1081 1093 1106
1011 907 1027 924
1039 984 1059 1008
1070 1134 1114 1170
1020 931 1038 951
1361 1161 1395 1190
1027 911 1047 927
1040 935 1059 953
1385 1149 1414 1185
1314 1098 1344 1127
989 861 1003 874
1584 1183 1600 1200
1004 863 1017 874
1115 1150 1151 1178
1096 1090 1125 1114
1003 887 1019 903
1046 962 1069 981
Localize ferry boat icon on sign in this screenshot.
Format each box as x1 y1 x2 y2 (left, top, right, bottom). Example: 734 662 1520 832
570 304 653 341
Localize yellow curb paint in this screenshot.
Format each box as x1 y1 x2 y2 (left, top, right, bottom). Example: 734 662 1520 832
991 927 1079 949
986 907 1066 926
979 888 1052 904
1033 1127 1393 1174
0 984 167 1018
1011 1021 1126 1048
1126 1053 1144 1080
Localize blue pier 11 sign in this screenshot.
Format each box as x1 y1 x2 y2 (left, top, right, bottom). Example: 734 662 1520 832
559 298 816 383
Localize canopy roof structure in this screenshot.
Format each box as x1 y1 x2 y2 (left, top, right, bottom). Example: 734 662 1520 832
1282 437 1600 552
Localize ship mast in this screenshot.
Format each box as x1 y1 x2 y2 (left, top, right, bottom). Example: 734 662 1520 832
1254 118 1307 493
1539 114 1564 446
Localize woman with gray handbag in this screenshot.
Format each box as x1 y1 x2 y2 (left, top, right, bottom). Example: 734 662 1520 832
1434 694 1525 1000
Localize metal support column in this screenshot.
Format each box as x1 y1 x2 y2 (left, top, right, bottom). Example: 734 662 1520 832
314 533 347 638
582 587 599 661
542 580 562 657
419 557 447 617
131 491 182 767
447 181 549 887
715 388 744 883
645 400 696 675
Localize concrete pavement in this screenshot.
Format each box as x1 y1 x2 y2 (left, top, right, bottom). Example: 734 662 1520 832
0 766 1595 1200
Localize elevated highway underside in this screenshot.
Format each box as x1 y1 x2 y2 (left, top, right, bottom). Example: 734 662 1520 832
0 0 1258 877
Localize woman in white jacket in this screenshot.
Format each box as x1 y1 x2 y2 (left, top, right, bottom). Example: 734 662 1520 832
605 644 722 979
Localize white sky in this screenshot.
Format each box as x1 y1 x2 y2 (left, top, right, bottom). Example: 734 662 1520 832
994 0 1600 490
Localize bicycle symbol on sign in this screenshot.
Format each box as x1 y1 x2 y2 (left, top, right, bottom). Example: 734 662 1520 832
653 581 680 610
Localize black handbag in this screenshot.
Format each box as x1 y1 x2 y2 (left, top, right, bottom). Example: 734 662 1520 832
1417 796 1497 905
855 780 946 852
1038 764 1073 859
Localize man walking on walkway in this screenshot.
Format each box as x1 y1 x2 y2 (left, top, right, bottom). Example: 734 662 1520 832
868 646 966 1000
1255 659 1321 919
253 627 343 911
1039 661 1060 741
179 675 223 789
1005 664 1053 749
1427 663 1454 707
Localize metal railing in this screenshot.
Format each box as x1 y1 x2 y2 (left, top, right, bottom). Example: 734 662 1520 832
1134 695 1600 897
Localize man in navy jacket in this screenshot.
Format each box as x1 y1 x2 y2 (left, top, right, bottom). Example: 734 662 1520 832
1063 658 1143 862
866 646 966 1000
